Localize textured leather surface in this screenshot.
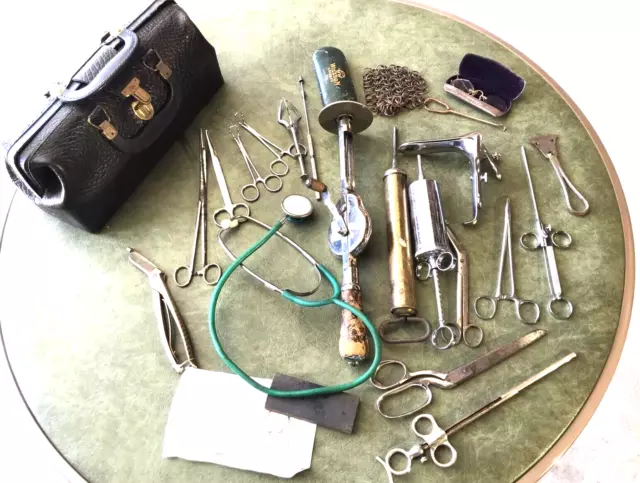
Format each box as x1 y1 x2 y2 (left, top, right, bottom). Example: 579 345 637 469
4 2 223 232
0 0 627 482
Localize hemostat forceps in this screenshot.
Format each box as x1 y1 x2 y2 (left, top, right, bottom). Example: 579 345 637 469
376 352 576 481
203 130 250 227
229 125 283 202
370 329 546 418
474 198 540 324
128 248 197 373
234 112 297 177
520 146 573 319
174 130 221 287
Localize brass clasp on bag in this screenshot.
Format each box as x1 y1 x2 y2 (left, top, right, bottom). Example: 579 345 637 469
121 77 154 121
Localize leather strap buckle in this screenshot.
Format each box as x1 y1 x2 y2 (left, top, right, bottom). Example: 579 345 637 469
88 106 118 140
142 49 172 80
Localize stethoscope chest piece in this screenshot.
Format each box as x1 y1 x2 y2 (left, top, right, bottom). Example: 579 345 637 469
282 194 314 222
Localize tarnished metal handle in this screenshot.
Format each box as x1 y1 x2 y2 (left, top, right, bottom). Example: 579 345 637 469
339 286 369 364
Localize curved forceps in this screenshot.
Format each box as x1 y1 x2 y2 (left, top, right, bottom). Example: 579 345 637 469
203 130 250 227
174 129 222 287
235 112 306 175
229 126 283 202
474 198 540 324
369 329 547 419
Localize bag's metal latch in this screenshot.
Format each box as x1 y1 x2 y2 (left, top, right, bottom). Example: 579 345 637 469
121 77 154 121
142 50 172 80
88 106 118 140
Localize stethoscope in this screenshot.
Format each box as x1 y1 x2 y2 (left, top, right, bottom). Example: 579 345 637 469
209 194 382 398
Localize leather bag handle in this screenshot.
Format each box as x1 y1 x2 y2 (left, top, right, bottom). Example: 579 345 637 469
58 29 140 103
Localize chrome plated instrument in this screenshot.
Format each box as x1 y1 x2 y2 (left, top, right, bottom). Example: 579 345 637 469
447 224 483 347
173 130 222 287
298 76 321 200
370 329 546 418
379 128 431 344
313 46 374 363
409 161 458 350
475 198 540 324
520 146 573 319
376 352 577 481
277 99 307 180
424 98 506 130
234 111 303 176
128 248 197 373
230 125 283 202
203 130 250 228
530 135 589 216
399 132 501 225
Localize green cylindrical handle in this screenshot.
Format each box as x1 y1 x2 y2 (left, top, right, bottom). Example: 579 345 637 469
313 46 358 106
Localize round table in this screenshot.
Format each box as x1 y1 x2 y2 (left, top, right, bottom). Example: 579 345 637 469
0 0 633 482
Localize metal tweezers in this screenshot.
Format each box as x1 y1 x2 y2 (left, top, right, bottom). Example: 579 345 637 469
128 247 197 373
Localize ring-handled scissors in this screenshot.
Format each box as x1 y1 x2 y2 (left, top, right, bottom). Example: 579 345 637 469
173 129 222 287
370 329 546 418
229 125 283 202
235 111 306 175
520 146 573 319
474 198 540 324
376 352 577 482
203 130 250 227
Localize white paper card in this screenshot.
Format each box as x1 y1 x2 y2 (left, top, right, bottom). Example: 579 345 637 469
163 367 316 478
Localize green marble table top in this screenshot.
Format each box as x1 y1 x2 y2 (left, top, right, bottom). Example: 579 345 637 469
0 1 629 482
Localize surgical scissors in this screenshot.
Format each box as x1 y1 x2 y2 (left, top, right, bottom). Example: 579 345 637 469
376 352 577 481
203 130 250 227
370 329 546 418
235 112 305 176
229 125 283 202
474 198 540 324
173 129 222 288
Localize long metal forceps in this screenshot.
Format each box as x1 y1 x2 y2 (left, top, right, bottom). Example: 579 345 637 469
370 329 546 418
174 130 221 287
277 99 308 180
128 248 197 373
229 125 283 202
530 135 589 216
447 225 483 346
520 146 573 319
234 112 294 176
376 352 577 481
203 130 250 227
474 198 540 324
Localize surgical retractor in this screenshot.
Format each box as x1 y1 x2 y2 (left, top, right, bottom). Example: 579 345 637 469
379 127 431 344
398 132 501 225
313 46 374 364
409 157 459 350
520 146 573 319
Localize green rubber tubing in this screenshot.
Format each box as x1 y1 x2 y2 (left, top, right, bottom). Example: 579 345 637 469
208 218 382 397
